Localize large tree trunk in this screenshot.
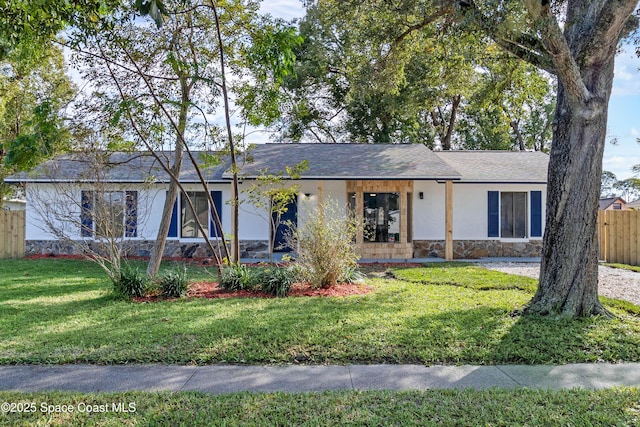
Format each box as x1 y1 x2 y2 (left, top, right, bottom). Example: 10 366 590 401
520 0 639 317
525 79 612 317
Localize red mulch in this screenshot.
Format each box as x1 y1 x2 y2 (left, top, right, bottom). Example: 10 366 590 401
133 281 374 302
25 255 427 302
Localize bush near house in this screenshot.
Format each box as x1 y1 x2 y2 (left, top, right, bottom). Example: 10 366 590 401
219 264 302 297
113 262 149 298
158 265 190 298
288 199 360 288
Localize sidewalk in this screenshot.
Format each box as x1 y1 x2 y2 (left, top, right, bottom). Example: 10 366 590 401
2 363 640 394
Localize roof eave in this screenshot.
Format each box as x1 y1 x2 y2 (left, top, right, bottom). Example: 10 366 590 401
229 175 462 181
445 180 548 184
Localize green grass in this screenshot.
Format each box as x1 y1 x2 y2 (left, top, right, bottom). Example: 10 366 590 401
1 388 639 426
2 259 640 365
602 262 640 273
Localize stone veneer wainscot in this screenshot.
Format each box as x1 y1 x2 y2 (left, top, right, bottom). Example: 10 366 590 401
413 240 543 259
25 240 270 260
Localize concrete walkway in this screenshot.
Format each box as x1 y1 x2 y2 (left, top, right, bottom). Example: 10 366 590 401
2 363 640 394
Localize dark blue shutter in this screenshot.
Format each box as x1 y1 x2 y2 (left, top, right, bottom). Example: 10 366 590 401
488 191 499 238
530 191 542 237
125 191 137 238
168 192 178 238
210 191 223 238
80 190 94 237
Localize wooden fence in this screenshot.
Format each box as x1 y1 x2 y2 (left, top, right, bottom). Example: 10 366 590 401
0 210 25 259
598 210 640 265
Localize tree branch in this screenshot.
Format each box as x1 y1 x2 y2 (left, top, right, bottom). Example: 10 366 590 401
583 0 639 68
391 8 451 51
532 3 591 105
455 1 557 74
493 36 556 74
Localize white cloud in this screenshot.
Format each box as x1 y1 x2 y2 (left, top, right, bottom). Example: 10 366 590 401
612 49 640 96
631 128 640 137
603 155 640 180
616 65 634 81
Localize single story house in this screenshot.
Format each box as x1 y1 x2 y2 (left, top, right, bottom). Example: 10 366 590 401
5 144 549 260
627 199 640 210
599 197 627 211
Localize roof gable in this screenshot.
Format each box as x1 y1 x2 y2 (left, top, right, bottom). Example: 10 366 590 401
599 197 626 210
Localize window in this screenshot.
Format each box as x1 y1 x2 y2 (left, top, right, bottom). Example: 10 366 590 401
81 190 137 238
167 191 223 239
488 191 541 239
364 192 400 243
613 203 622 210
500 192 527 238
96 192 125 237
181 192 208 238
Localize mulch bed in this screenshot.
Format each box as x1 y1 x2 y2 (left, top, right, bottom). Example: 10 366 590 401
134 281 374 302
24 255 426 301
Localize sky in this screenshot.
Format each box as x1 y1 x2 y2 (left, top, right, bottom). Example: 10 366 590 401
260 0 640 181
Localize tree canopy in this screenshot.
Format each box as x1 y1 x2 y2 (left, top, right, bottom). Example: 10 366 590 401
0 39 75 201
269 0 555 149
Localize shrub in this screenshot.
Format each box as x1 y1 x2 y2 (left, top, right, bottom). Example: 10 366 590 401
113 263 148 298
159 265 190 298
287 199 361 288
339 265 365 284
260 266 299 297
219 264 260 292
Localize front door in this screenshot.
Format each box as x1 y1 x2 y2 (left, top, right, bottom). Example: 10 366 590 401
272 197 298 252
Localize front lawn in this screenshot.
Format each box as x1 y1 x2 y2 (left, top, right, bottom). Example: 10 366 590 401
602 263 640 273
1 389 639 426
1 259 640 365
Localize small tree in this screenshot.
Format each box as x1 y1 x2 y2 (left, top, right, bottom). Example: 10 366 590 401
28 148 151 285
287 198 360 288
242 161 308 263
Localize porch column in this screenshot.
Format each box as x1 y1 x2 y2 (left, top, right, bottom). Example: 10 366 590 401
400 191 407 244
445 180 453 261
355 187 364 247
317 180 325 210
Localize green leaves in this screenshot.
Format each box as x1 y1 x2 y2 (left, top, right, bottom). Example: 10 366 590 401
272 0 555 148
237 23 304 127
0 0 118 50
134 0 168 28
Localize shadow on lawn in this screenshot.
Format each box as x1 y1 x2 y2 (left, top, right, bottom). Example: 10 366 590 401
3 258 640 365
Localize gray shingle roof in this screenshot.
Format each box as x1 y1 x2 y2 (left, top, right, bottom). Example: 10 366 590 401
232 143 461 180
5 145 551 184
4 151 230 184
434 151 549 183
627 199 640 209
599 197 626 210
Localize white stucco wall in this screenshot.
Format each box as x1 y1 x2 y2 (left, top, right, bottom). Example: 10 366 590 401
25 182 232 242
413 181 546 241
26 179 545 245
412 181 446 240
237 179 348 241
25 183 166 241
